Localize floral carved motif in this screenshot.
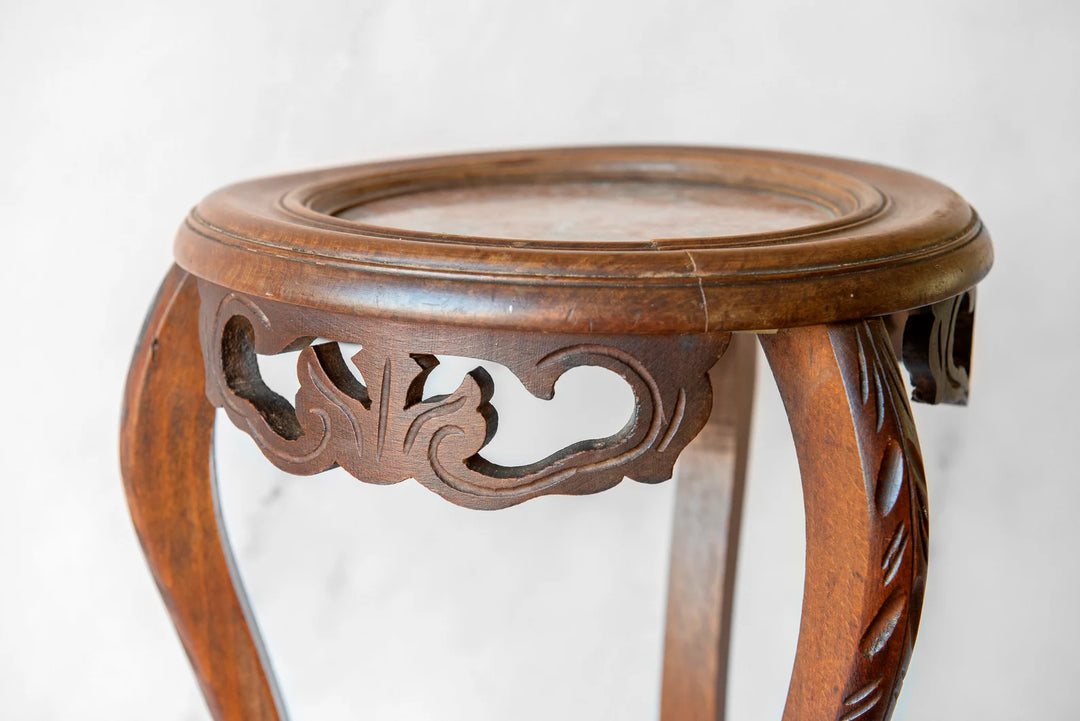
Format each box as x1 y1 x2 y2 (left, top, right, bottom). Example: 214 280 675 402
901 291 975 405
198 281 729 510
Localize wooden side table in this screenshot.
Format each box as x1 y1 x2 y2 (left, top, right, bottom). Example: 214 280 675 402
120 146 992 720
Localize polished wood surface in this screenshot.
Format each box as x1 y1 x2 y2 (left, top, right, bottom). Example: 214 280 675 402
175 146 992 333
121 267 285 719
339 178 834 241
198 279 727 509
762 320 928 721
123 145 991 720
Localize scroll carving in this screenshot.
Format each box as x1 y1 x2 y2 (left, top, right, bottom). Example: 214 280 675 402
836 320 929 721
198 281 728 510
901 291 975 405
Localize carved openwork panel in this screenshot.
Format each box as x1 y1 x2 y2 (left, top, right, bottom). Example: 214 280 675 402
901 291 976 405
833 320 929 721
197 281 729 510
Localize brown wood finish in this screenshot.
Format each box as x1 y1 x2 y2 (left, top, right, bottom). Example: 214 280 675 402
661 333 756 721
120 146 991 720
901 290 976 405
121 266 285 720
198 280 728 509
761 320 927 721
175 146 992 334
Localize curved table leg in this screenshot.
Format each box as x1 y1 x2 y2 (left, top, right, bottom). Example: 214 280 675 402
120 265 286 720
661 333 757 721
760 320 928 721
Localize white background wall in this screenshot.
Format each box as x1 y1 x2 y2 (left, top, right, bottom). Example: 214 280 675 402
2 1 1077 719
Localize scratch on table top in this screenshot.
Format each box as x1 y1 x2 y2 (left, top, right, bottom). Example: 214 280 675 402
685 250 709 333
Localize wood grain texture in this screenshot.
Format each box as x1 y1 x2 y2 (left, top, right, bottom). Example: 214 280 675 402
199 280 729 510
761 319 928 721
120 266 285 720
174 146 992 334
661 333 756 721
121 147 992 719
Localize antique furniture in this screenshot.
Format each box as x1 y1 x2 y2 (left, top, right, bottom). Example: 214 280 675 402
120 146 991 720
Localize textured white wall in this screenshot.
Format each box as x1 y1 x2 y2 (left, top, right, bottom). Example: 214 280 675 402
1 1 1077 719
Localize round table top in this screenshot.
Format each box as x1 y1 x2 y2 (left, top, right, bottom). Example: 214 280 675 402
175 146 992 334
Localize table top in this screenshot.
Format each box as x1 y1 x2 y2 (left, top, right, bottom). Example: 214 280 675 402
175 146 992 333
340 178 835 242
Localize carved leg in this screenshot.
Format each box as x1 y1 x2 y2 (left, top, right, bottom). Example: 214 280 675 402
120 266 286 720
760 320 928 721
660 334 756 721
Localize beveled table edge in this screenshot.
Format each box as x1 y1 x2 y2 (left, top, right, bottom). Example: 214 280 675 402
174 145 993 334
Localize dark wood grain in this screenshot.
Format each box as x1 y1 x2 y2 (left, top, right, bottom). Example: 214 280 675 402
901 290 975 405
175 146 992 334
198 280 729 509
761 319 927 721
120 266 285 720
661 333 756 721
121 146 991 720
